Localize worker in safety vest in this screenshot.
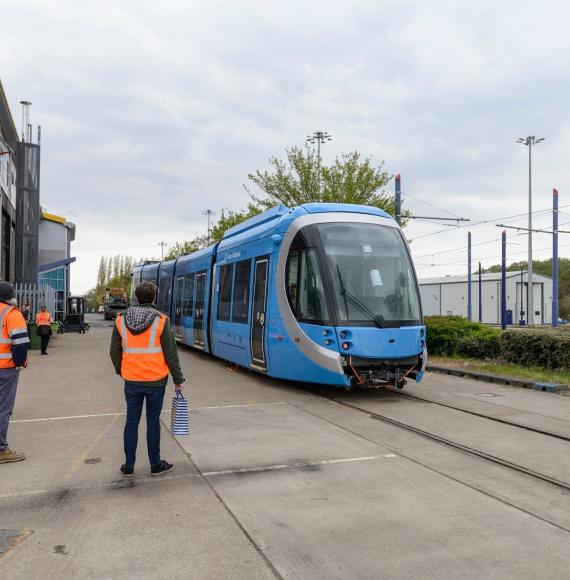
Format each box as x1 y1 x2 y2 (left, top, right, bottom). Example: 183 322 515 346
110 281 185 478
35 305 53 355
0 282 30 464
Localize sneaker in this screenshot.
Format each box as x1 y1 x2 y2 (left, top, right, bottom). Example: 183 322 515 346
120 464 134 478
151 460 174 476
0 448 26 463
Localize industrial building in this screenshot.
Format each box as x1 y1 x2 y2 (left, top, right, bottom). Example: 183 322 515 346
419 271 553 325
38 211 76 319
0 79 18 282
1 78 76 318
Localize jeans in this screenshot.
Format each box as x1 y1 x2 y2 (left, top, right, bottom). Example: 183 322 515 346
123 382 166 469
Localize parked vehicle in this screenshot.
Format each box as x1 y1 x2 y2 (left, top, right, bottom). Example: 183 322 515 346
104 288 128 320
131 203 426 388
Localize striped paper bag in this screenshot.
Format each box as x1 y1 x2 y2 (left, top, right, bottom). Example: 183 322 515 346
171 391 190 436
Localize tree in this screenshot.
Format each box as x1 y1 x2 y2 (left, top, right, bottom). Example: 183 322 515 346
164 236 209 261
211 204 263 243
246 146 398 217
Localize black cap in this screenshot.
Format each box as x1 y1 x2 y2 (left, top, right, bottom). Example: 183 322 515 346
0 282 15 302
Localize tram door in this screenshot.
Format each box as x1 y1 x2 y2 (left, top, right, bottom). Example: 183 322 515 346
193 271 207 348
250 257 269 368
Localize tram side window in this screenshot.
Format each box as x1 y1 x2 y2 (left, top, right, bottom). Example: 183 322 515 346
157 276 171 314
286 242 329 324
217 264 234 321
183 273 195 316
232 260 251 323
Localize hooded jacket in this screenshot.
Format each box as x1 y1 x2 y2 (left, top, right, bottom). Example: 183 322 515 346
110 304 184 386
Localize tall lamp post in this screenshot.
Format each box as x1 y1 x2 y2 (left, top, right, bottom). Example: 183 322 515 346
306 131 332 161
158 241 167 261
203 209 215 243
516 135 544 325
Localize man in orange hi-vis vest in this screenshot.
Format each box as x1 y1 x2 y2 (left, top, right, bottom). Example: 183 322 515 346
35 305 53 355
110 281 185 478
0 282 30 464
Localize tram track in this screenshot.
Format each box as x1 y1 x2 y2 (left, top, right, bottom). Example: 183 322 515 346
309 389 570 493
390 389 570 442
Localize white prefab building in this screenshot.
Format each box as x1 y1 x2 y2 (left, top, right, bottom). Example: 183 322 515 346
419 271 553 325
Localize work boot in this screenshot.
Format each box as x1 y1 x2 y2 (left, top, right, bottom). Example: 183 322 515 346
0 448 26 463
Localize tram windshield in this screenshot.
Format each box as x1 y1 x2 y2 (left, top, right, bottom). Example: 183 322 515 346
316 223 421 326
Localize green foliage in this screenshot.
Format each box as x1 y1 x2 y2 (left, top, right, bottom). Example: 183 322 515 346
499 330 570 370
483 258 570 317
164 236 209 261
211 204 262 243
86 255 136 309
425 316 501 358
246 146 406 223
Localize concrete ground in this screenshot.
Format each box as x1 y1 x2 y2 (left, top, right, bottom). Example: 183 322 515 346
1 314 570 579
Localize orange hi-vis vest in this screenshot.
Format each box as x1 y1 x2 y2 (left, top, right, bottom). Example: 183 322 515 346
36 312 51 326
0 303 27 369
116 313 169 382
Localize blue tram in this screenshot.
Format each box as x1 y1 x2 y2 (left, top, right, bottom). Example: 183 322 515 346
131 203 427 388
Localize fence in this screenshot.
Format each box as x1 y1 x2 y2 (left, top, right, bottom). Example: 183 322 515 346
14 282 57 322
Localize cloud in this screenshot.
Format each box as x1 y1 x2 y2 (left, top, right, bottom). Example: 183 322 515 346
1 0 570 291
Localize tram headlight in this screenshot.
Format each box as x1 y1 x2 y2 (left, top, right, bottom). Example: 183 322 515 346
342 342 351 350
340 331 347 339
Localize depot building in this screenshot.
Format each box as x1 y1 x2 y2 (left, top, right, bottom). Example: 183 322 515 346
419 271 553 325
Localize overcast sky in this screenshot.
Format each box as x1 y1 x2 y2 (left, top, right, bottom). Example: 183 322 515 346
2 0 570 293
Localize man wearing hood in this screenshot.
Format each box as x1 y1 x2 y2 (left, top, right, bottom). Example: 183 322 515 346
110 281 185 478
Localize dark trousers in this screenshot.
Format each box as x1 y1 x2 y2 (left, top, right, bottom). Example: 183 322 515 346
0 368 20 452
123 382 166 469
40 335 50 353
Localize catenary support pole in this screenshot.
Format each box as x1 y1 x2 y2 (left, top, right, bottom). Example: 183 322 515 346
552 188 559 327
501 230 507 330
467 231 472 321
395 174 401 226
478 262 482 322
520 269 525 325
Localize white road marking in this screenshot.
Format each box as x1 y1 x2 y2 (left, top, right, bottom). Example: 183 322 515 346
202 454 391 476
11 402 287 423
0 454 396 499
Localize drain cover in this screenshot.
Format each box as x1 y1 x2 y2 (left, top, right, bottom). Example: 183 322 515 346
0 529 32 559
84 457 102 464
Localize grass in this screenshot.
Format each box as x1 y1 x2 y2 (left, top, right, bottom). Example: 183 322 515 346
430 355 570 387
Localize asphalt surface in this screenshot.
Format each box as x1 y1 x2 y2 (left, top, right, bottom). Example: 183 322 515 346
1 313 569 579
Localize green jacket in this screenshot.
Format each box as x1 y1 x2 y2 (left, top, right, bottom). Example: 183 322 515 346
110 304 185 387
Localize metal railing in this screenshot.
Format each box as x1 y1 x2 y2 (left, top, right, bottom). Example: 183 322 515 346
13 282 57 322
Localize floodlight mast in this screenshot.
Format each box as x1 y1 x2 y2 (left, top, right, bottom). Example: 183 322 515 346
516 135 544 326
306 131 332 162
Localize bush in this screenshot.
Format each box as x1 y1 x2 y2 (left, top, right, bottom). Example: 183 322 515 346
425 316 500 357
499 330 570 369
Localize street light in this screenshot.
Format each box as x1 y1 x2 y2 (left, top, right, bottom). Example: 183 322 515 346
158 241 167 261
516 136 544 326
203 209 216 242
306 131 332 161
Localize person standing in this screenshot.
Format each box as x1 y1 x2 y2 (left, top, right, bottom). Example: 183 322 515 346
0 282 30 464
21 301 31 322
110 281 185 478
35 305 53 355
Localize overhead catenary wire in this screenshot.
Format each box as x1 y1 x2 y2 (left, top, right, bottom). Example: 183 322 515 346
408 203 570 242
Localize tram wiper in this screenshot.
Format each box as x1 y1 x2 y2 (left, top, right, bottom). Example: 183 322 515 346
336 266 388 329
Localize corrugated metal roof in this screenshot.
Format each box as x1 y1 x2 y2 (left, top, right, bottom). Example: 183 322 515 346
419 270 551 284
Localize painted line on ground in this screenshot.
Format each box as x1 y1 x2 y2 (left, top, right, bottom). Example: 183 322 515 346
202 454 393 476
0 454 396 499
11 402 287 424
